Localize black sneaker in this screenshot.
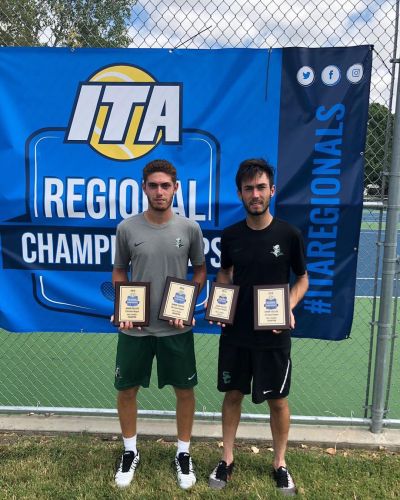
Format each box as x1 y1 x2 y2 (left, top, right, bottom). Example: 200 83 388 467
209 460 235 489
114 450 140 488
273 466 297 496
174 452 196 490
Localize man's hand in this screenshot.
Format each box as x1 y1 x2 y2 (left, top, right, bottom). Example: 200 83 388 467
168 317 196 329
208 320 226 328
204 300 226 328
272 311 295 335
110 315 142 331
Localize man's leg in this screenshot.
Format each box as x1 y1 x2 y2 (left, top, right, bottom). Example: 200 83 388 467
173 387 197 490
269 397 296 495
115 333 153 442
222 390 244 465
114 333 153 488
251 348 296 495
174 387 195 442
209 340 251 489
117 386 140 439
156 332 197 490
268 397 290 469
114 387 141 488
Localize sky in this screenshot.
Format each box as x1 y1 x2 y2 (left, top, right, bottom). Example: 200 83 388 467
127 0 397 106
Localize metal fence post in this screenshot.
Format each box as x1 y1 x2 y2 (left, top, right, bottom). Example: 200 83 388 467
371 60 400 433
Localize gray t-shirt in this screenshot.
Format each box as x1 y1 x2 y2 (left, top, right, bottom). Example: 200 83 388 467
114 213 205 337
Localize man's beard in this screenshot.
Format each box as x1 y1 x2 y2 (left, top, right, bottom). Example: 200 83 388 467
148 196 173 211
243 197 270 216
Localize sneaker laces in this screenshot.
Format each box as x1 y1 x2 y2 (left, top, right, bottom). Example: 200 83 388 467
275 467 294 488
119 451 135 473
177 453 192 475
215 461 229 481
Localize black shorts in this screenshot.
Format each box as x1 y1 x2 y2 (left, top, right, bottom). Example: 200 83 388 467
217 336 291 404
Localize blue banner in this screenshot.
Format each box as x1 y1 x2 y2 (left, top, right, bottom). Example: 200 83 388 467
275 46 372 339
0 46 371 338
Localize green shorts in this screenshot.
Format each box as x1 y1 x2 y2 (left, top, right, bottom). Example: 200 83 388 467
114 330 197 391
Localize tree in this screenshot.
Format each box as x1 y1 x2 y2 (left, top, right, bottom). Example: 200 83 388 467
0 0 137 48
364 102 393 190
0 1 47 46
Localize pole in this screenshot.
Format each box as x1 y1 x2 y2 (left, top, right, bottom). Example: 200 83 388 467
371 60 400 433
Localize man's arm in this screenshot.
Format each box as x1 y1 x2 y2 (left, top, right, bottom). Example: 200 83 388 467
272 272 309 334
290 272 309 310
192 262 207 292
285 272 309 330
112 267 129 286
215 266 233 284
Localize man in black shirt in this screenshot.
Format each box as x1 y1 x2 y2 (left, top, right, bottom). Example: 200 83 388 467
208 159 308 496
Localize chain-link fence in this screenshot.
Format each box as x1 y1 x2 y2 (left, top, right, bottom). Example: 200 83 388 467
0 0 399 427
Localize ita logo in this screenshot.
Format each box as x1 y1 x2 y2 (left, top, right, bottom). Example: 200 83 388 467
66 64 182 160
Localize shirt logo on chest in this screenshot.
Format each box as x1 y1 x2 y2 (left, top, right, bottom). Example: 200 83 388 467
175 237 184 248
270 244 284 257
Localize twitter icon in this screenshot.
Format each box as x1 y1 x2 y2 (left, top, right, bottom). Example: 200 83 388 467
297 66 315 86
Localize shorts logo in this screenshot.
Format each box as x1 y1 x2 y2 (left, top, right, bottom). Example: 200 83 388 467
175 237 184 248
270 244 284 257
115 366 122 379
66 64 182 161
222 371 231 384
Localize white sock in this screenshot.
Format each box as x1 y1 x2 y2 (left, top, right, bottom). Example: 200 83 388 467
176 439 190 456
123 435 137 454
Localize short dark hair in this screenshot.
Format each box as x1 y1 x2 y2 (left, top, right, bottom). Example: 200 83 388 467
143 159 177 184
235 158 275 191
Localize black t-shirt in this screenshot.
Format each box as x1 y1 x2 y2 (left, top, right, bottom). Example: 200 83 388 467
220 217 307 349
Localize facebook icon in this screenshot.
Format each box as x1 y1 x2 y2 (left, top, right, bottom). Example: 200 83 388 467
321 65 340 86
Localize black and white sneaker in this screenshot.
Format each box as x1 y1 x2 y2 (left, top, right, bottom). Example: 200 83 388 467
273 466 297 496
209 460 234 489
174 452 196 490
114 450 140 488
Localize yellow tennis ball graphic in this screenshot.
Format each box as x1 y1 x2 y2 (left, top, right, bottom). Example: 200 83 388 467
89 65 162 161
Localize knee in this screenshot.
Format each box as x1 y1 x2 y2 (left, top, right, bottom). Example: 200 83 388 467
268 398 288 413
175 387 195 403
224 390 244 407
118 386 139 403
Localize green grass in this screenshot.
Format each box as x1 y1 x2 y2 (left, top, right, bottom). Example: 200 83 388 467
0 297 399 420
0 433 399 499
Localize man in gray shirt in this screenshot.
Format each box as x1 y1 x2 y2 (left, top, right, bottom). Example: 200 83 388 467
112 159 206 491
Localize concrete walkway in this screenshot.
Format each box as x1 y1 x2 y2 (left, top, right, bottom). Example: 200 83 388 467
1 414 400 450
